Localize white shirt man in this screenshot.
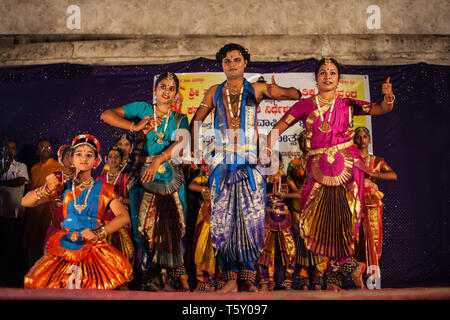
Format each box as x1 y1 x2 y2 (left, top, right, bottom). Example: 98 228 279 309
0 140 29 218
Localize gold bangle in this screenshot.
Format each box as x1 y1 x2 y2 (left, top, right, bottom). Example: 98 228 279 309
384 94 395 104
35 185 50 199
94 225 108 242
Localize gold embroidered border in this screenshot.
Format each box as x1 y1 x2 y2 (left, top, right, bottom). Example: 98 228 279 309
138 192 155 245
172 192 186 238
310 149 354 187
346 180 362 255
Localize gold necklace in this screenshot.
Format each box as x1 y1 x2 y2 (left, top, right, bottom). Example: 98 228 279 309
225 82 243 95
155 104 171 117
153 104 171 144
72 178 94 213
225 85 244 129
74 177 94 188
314 94 337 133
361 153 371 166
317 94 337 105
107 171 120 184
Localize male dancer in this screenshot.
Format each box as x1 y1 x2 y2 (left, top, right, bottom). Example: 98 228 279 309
190 43 301 292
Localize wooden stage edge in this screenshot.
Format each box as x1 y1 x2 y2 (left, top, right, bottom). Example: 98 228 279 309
1 287 449 300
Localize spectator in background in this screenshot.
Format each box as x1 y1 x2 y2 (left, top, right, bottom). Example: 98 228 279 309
0 138 29 286
0 139 29 218
23 138 62 267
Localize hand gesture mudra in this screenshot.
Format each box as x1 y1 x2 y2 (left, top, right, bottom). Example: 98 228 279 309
267 75 284 98
133 115 152 132
382 77 395 103
45 173 63 194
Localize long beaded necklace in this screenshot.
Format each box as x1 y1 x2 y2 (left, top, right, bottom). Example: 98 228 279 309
153 104 171 144
225 83 244 129
314 94 337 133
72 178 94 213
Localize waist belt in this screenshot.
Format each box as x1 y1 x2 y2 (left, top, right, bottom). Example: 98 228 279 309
307 140 355 158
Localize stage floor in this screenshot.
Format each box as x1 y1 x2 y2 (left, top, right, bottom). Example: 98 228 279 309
1 287 449 300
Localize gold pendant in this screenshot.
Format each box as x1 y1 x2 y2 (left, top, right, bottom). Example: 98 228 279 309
319 122 331 132
157 164 166 174
231 117 240 128
74 204 87 212
157 138 163 144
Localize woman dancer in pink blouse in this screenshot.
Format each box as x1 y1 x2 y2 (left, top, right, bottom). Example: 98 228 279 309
265 58 395 290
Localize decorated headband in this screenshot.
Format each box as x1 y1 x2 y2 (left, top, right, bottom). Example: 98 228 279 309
167 72 174 81
57 144 71 166
71 134 102 169
355 126 370 136
324 58 333 64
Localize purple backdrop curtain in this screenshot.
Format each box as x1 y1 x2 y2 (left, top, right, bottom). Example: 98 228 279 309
0 58 449 288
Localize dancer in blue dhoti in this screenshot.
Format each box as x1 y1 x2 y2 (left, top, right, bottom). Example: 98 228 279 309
190 43 302 292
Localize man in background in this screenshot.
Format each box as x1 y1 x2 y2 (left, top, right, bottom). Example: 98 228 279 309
23 138 62 268
0 139 29 286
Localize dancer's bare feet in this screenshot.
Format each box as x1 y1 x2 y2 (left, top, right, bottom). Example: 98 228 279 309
259 283 268 292
301 285 309 291
207 285 216 292
144 283 161 292
193 282 205 292
351 262 366 289
162 283 177 292
218 280 238 293
179 274 190 292
194 282 216 292
326 283 341 292
281 281 292 290
314 284 322 290
240 280 258 292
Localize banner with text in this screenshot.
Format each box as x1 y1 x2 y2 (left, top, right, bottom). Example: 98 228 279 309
155 72 372 165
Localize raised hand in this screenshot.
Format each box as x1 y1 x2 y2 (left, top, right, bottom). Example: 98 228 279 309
267 75 282 98
382 77 393 97
134 115 152 132
46 173 63 194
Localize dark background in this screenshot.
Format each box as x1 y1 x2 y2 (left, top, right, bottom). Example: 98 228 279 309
0 58 449 288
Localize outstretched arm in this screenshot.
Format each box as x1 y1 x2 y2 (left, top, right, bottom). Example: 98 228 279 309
100 106 151 132
253 75 301 104
369 77 395 115
21 173 62 207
